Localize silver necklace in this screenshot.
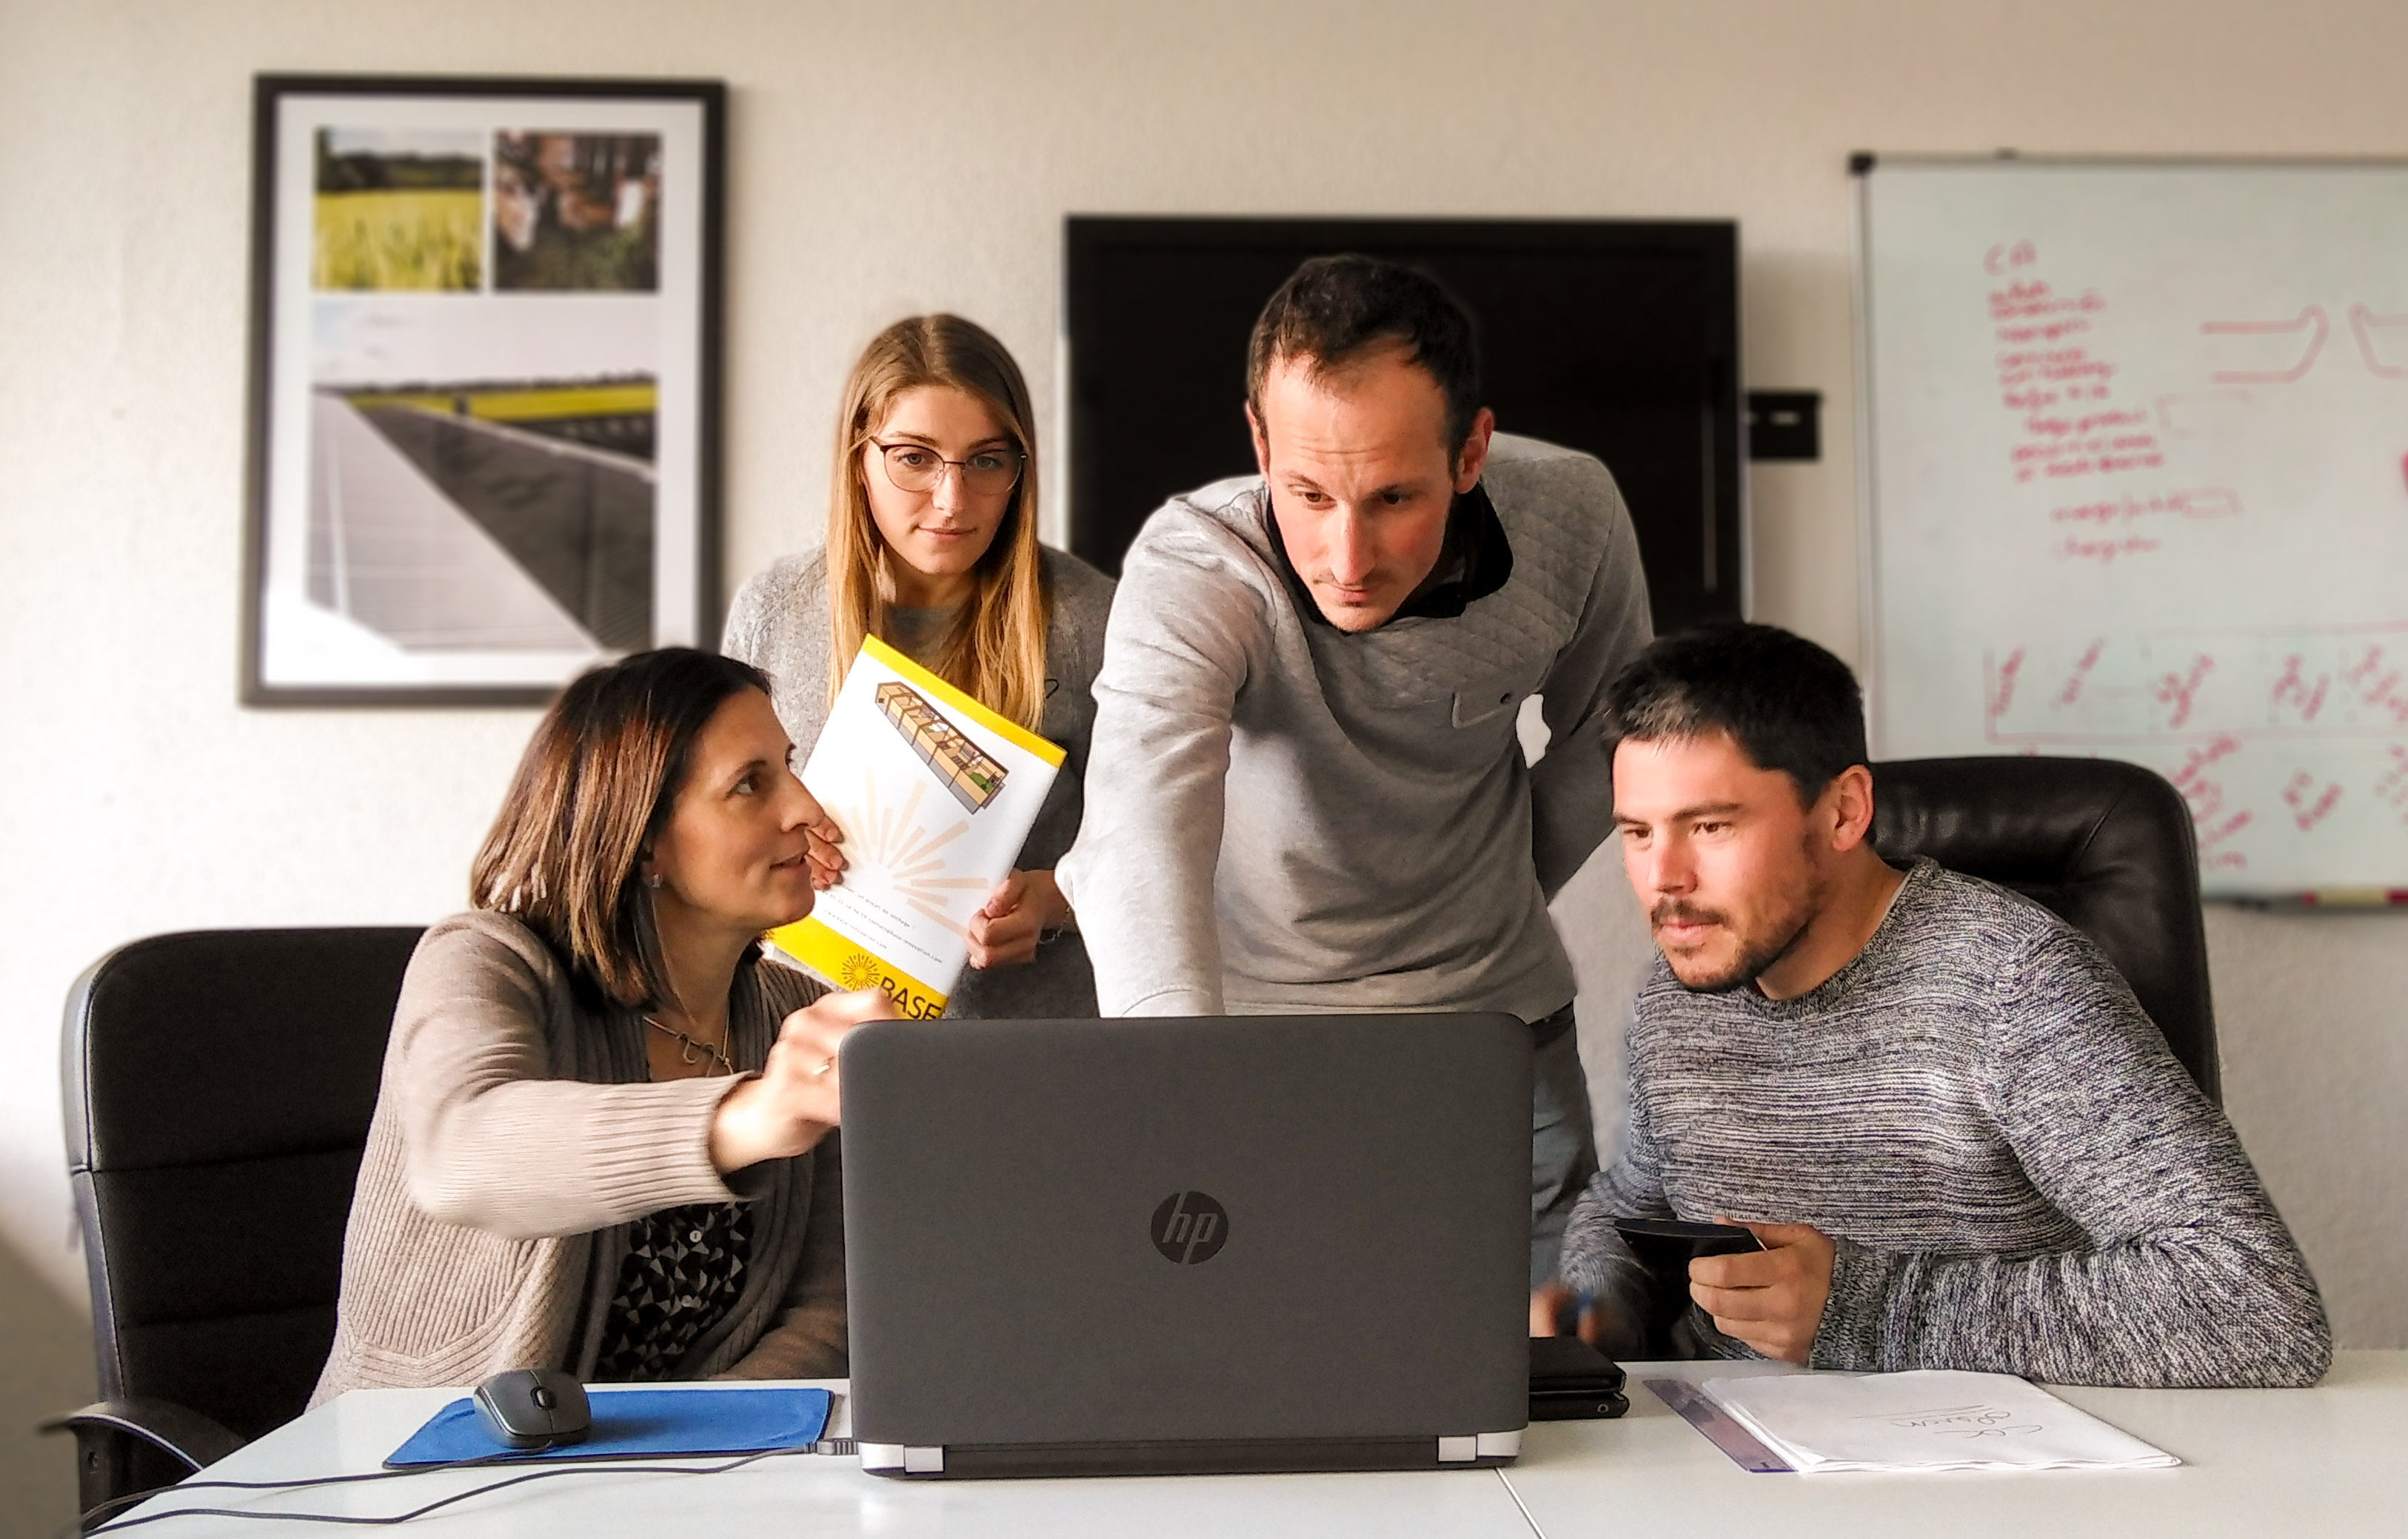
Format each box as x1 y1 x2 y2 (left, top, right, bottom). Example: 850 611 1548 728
643 1013 735 1075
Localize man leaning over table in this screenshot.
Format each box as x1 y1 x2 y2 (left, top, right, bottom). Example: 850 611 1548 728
1534 623 2332 1388
1056 255 1653 1284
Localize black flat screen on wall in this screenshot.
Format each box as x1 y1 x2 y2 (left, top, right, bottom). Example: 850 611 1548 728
1063 217 1743 634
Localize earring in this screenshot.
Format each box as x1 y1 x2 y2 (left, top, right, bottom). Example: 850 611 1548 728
645 873 664 890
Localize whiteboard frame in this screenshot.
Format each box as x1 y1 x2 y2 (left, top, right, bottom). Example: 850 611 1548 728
1850 161 1887 754
1851 152 2408 901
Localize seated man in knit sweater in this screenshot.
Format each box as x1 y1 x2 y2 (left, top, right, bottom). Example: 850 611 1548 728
1058 255 1653 1284
1536 623 2331 1388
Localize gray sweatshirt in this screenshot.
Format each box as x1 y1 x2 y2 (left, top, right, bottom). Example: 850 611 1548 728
1057 433 1653 1022
1556 859 2332 1389
723 544 1117 1018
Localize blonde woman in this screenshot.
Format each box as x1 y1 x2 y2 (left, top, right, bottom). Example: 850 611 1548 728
724 315 1115 1018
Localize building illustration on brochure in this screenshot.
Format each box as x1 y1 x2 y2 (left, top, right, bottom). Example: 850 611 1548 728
765 636 1061 1017
874 680 1010 812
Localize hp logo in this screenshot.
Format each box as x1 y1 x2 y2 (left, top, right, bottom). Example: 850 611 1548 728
1150 1190 1229 1264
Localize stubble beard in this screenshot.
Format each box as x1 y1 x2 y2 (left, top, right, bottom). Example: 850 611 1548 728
1653 863 1827 994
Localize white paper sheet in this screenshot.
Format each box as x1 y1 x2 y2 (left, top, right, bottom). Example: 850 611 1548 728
1704 1370 2179 1473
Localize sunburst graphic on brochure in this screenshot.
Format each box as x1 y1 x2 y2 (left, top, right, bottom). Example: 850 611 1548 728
838 951 885 990
822 772 991 933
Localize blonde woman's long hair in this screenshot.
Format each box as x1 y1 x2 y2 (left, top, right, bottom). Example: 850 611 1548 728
825 315 1051 731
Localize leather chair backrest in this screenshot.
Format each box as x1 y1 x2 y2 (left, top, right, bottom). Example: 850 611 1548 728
61 928 423 1440
1870 758 2220 1104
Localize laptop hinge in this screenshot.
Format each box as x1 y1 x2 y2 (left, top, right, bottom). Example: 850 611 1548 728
859 1443 946 1473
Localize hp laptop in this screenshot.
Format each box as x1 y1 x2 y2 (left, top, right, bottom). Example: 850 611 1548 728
840 1013 1532 1478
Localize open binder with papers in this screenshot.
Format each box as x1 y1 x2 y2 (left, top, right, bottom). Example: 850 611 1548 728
1695 1369 2179 1474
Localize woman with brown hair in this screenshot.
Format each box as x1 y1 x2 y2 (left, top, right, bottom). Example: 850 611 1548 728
313 648 892 1401
723 315 1115 1018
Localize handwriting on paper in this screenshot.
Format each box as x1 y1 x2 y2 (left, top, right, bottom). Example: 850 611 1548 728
1862 1404 2042 1441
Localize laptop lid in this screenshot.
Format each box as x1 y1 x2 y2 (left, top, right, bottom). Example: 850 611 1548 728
840 1013 1532 1478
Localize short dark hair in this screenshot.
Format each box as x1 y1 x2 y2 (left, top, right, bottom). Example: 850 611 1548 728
1245 254 1482 459
1602 624 1869 805
470 648 772 1009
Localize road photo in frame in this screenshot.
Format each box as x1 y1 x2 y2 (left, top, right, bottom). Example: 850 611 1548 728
243 76 723 704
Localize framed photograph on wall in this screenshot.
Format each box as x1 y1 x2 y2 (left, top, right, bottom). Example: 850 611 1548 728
242 76 724 705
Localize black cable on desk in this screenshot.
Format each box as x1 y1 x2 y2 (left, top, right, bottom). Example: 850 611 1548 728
61 1453 520 1535
70 1441 853 1536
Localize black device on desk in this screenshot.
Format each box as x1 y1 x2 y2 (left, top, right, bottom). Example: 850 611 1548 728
472 1369 590 1450
1530 1336 1628 1421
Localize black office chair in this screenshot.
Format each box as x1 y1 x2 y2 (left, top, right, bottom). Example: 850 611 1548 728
1870 757 2219 1104
46 927 424 1512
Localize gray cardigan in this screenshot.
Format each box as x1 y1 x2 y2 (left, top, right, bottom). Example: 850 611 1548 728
723 543 1117 1018
1057 433 1653 1022
312 913 846 1404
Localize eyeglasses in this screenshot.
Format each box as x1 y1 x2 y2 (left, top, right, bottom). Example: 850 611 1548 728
870 440 1025 496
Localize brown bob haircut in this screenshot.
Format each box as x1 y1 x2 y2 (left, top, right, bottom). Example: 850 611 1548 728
470 647 771 1010
824 314 1051 731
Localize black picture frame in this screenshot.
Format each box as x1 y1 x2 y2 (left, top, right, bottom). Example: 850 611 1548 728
241 74 724 706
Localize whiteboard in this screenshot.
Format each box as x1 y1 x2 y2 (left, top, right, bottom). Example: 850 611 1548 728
1858 158 2408 896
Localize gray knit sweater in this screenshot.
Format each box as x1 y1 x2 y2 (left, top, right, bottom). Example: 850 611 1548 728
1056 433 1653 1022
312 913 846 1404
723 544 1117 1018
1556 859 2332 1389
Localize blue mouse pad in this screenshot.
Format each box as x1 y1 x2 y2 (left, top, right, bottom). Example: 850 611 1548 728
386 1386 832 1467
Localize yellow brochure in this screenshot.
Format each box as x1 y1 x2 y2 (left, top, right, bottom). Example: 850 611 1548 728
765 636 1063 1017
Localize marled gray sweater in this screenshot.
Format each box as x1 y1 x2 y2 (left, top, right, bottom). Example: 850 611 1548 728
1557 859 2332 1389
723 544 1117 1019
1057 434 1653 1021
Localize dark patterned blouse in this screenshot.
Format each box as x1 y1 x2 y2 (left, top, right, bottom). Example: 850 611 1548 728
592 1200 755 1381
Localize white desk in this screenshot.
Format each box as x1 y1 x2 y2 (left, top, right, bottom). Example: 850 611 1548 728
111 1352 2405 1537
1515 1352 2405 1538
107 1383 1531 1538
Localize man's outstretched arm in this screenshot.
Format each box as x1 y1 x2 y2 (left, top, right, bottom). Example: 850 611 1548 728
1056 518 1262 1017
1528 463 1652 900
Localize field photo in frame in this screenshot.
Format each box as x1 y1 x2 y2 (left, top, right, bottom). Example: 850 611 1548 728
243 76 723 705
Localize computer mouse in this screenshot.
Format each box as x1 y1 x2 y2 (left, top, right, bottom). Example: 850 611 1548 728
472 1368 591 1449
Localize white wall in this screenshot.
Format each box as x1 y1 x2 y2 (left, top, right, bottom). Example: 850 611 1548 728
5 1 2405 1503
